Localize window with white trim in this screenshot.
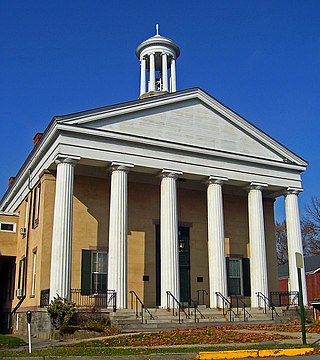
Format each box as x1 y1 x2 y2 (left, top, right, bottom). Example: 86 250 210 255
0 222 16 232
31 249 37 296
91 251 108 293
32 183 41 228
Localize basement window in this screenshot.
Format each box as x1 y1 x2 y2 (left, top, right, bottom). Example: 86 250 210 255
0 222 16 232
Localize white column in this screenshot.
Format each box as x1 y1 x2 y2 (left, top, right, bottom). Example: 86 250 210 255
285 188 308 305
49 156 79 302
248 183 269 308
149 53 156 92
207 177 228 308
107 163 133 309
140 57 146 96
170 58 177 92
162 53 168 92
160 169 182 307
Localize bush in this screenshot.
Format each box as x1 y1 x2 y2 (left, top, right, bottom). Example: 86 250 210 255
47 296 76 330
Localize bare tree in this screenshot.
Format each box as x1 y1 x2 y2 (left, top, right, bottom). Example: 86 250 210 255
304 196 320 233
275 220 288 264
275 196 320 263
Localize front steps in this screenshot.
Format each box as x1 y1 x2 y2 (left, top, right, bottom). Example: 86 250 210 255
109 306 283 332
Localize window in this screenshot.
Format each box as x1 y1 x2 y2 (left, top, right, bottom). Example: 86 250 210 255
227 258 243 296
32 184 41 228
17 257 26 297
0 222 16 232
226 257 251 297
31 249 37 296
91 251 108 293
81 250 108 295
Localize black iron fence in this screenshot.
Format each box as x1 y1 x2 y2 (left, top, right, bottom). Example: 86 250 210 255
70 289 117 311
39 288 117 311
40 289 50 307
270 291 299 307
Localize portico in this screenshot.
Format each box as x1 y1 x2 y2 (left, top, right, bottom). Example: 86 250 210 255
48 151 306 308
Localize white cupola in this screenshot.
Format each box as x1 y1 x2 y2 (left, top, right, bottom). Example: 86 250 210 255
136 25 180 99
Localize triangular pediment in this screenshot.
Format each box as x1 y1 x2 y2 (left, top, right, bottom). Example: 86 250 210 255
56 88 307 166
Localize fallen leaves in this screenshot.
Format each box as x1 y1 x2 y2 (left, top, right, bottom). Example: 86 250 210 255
98 327 292 347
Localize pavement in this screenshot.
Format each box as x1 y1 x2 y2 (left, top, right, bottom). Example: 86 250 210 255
1 327 319 359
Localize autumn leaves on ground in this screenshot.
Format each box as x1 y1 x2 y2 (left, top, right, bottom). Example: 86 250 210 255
74 321 320 348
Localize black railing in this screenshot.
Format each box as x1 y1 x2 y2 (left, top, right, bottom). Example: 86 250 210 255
256 292 279 320
196 290 208 306
70 289 117 311
215 292 239 322
166 291 191 324
270 291 299 308
130 290 155 324
191 300 206 322
40 289 50 307
230 295 252 322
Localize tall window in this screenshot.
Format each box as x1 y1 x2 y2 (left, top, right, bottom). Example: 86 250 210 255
226 257 251 297
31 249 37 296
227 258 243 296
81 250 108 295
91 251 108 293
32 184 41 228
17 257 26 297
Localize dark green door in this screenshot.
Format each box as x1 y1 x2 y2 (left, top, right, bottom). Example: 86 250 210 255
156 225 191 306
178 227 190 304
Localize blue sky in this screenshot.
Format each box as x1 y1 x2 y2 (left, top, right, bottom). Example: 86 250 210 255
1 1 319 220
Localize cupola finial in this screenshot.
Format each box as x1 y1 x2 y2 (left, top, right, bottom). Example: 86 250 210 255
136 29 180 99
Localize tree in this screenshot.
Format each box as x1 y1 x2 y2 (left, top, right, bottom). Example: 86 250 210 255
275 196 320 263
275 220 288 264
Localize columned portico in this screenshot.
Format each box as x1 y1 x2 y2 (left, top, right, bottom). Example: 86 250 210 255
285 188 308 305
49 155 79 302
107 162 133 309
160 169 182 307
207 177 228 307
248 183 268 307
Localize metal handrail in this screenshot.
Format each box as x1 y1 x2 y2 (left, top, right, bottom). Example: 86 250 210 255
231 295 252 322
256 292 279 320
130 290 155 324
166 291 190 324
196 289 208 305
215 292 239 322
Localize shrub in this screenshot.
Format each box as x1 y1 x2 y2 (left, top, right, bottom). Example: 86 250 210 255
47 296 76 330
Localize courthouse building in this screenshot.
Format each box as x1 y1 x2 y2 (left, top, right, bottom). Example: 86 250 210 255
0 29 308 333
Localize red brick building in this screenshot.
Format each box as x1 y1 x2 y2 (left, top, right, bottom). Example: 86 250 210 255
279 254 320 318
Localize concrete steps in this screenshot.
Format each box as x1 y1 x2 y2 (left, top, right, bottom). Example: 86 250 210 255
109 306 285 332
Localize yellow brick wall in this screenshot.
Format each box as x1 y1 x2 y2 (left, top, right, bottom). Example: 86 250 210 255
5 172 279 311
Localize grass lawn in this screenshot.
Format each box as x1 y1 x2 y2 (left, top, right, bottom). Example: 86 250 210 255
0 323 319 357
0 343 318 358
0 334 26 348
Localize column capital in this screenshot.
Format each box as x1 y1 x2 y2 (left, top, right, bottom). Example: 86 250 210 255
161 169 183 179
286 187 303 196
208 176 228 186
248 182 268 191
109 162 134 173
55 155 80 166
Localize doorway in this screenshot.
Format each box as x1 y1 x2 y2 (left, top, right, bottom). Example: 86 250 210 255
155 225 190 306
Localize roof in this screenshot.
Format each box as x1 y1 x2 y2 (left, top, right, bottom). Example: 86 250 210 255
278 254 320 277
0 87 308 211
